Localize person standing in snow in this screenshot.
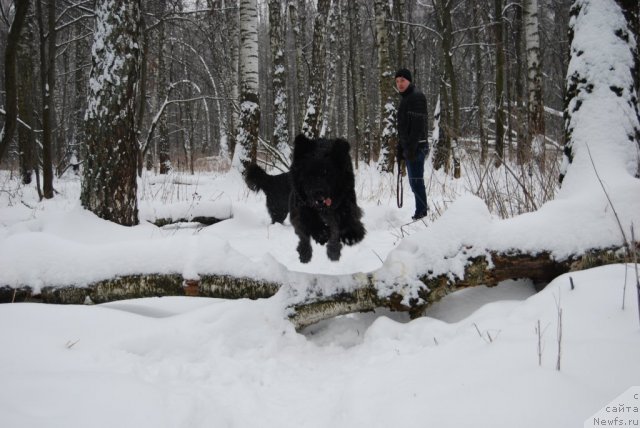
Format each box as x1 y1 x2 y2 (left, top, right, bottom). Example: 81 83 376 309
395 68 429 220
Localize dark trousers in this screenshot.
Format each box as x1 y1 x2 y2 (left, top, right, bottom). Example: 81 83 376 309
405 145 428 215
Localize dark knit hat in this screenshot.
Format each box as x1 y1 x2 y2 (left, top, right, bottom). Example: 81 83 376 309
394 68 412 82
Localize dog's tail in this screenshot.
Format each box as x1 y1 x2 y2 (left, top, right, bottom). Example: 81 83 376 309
244 163 271 192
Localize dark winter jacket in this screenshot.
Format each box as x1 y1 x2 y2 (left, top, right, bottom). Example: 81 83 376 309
397 84 428 162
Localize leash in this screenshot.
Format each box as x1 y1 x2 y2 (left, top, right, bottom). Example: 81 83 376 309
396 161 404 208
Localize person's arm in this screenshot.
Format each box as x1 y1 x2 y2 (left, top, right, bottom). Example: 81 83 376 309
405 93 427 161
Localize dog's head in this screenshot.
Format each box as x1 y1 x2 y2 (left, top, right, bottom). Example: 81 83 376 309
291 134 353 210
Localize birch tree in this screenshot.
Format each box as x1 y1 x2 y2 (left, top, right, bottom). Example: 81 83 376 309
81 0 142 226
288 0 307 129
301 0 329 139
348 0 366 167
374 0 396 172
523 0 545 166
472 2 488 164
561 0 640 184
320 1 338 137
233 0 260 168
268 0 289 164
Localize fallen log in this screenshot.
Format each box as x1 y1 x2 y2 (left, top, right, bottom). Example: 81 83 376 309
289 246 633 330
2 244 633 331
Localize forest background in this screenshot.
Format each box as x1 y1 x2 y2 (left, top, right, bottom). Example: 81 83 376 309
0 0 578 201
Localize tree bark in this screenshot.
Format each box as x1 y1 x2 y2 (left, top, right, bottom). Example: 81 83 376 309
374 0 396 172
493 0 506 167
269 0 290 163
2 245 633 331
0 0 29 163
301 0 329 139
561 0 640 182
473 2 488 165
232 0 261 168
81 0 142 226
523 0 546 167
157 0 172 175
348 1 365 168
36 0 57 199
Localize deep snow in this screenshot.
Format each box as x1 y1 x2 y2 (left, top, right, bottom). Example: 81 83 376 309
1 1 640 425
0 160 638 428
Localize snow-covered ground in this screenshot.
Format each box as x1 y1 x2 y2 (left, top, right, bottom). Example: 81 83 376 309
0 160 638 427
2 0 639 425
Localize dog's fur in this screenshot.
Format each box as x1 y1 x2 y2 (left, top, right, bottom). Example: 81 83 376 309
244 163 291 224
289 134 366 263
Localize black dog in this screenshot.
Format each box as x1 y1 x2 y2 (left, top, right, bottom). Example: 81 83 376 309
289 134 366 263
244 163 291 224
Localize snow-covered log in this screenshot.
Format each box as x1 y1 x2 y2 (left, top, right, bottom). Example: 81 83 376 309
2 243 634 331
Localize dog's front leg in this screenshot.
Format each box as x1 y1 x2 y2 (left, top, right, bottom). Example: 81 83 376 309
326 217 342 261
296 232 313 263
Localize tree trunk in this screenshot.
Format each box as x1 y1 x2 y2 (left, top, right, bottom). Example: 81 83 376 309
301 0 329 139
288 0 307 131
348 1 365 167
523 0 546 167
269 0 290 163
36 0 57 199
4 245 634 331
17 6 36 184
81 0 142 226
493 0 506 167
473 2 488 165
232 0 261 169
615 0 640 160
434 0 460 142
433 78 451 172
157 1 171 175
321 2 338 137
0 0 29 163
393 0 407 68
374 0 396 172
562 0 640 183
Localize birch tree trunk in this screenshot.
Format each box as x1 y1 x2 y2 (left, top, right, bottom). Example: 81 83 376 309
301 0 329 139
524 0 545 167
615 0 640 155
561 0 640 183
81 0 142 226
473 2 488 165
268 0 290 162
321 2 338 137
288 0 307 130
348 1 365 167
374 0 396 172
233 0 261 169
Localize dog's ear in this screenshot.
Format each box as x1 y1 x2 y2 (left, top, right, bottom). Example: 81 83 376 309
330 138 351 160
293 134 315 160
